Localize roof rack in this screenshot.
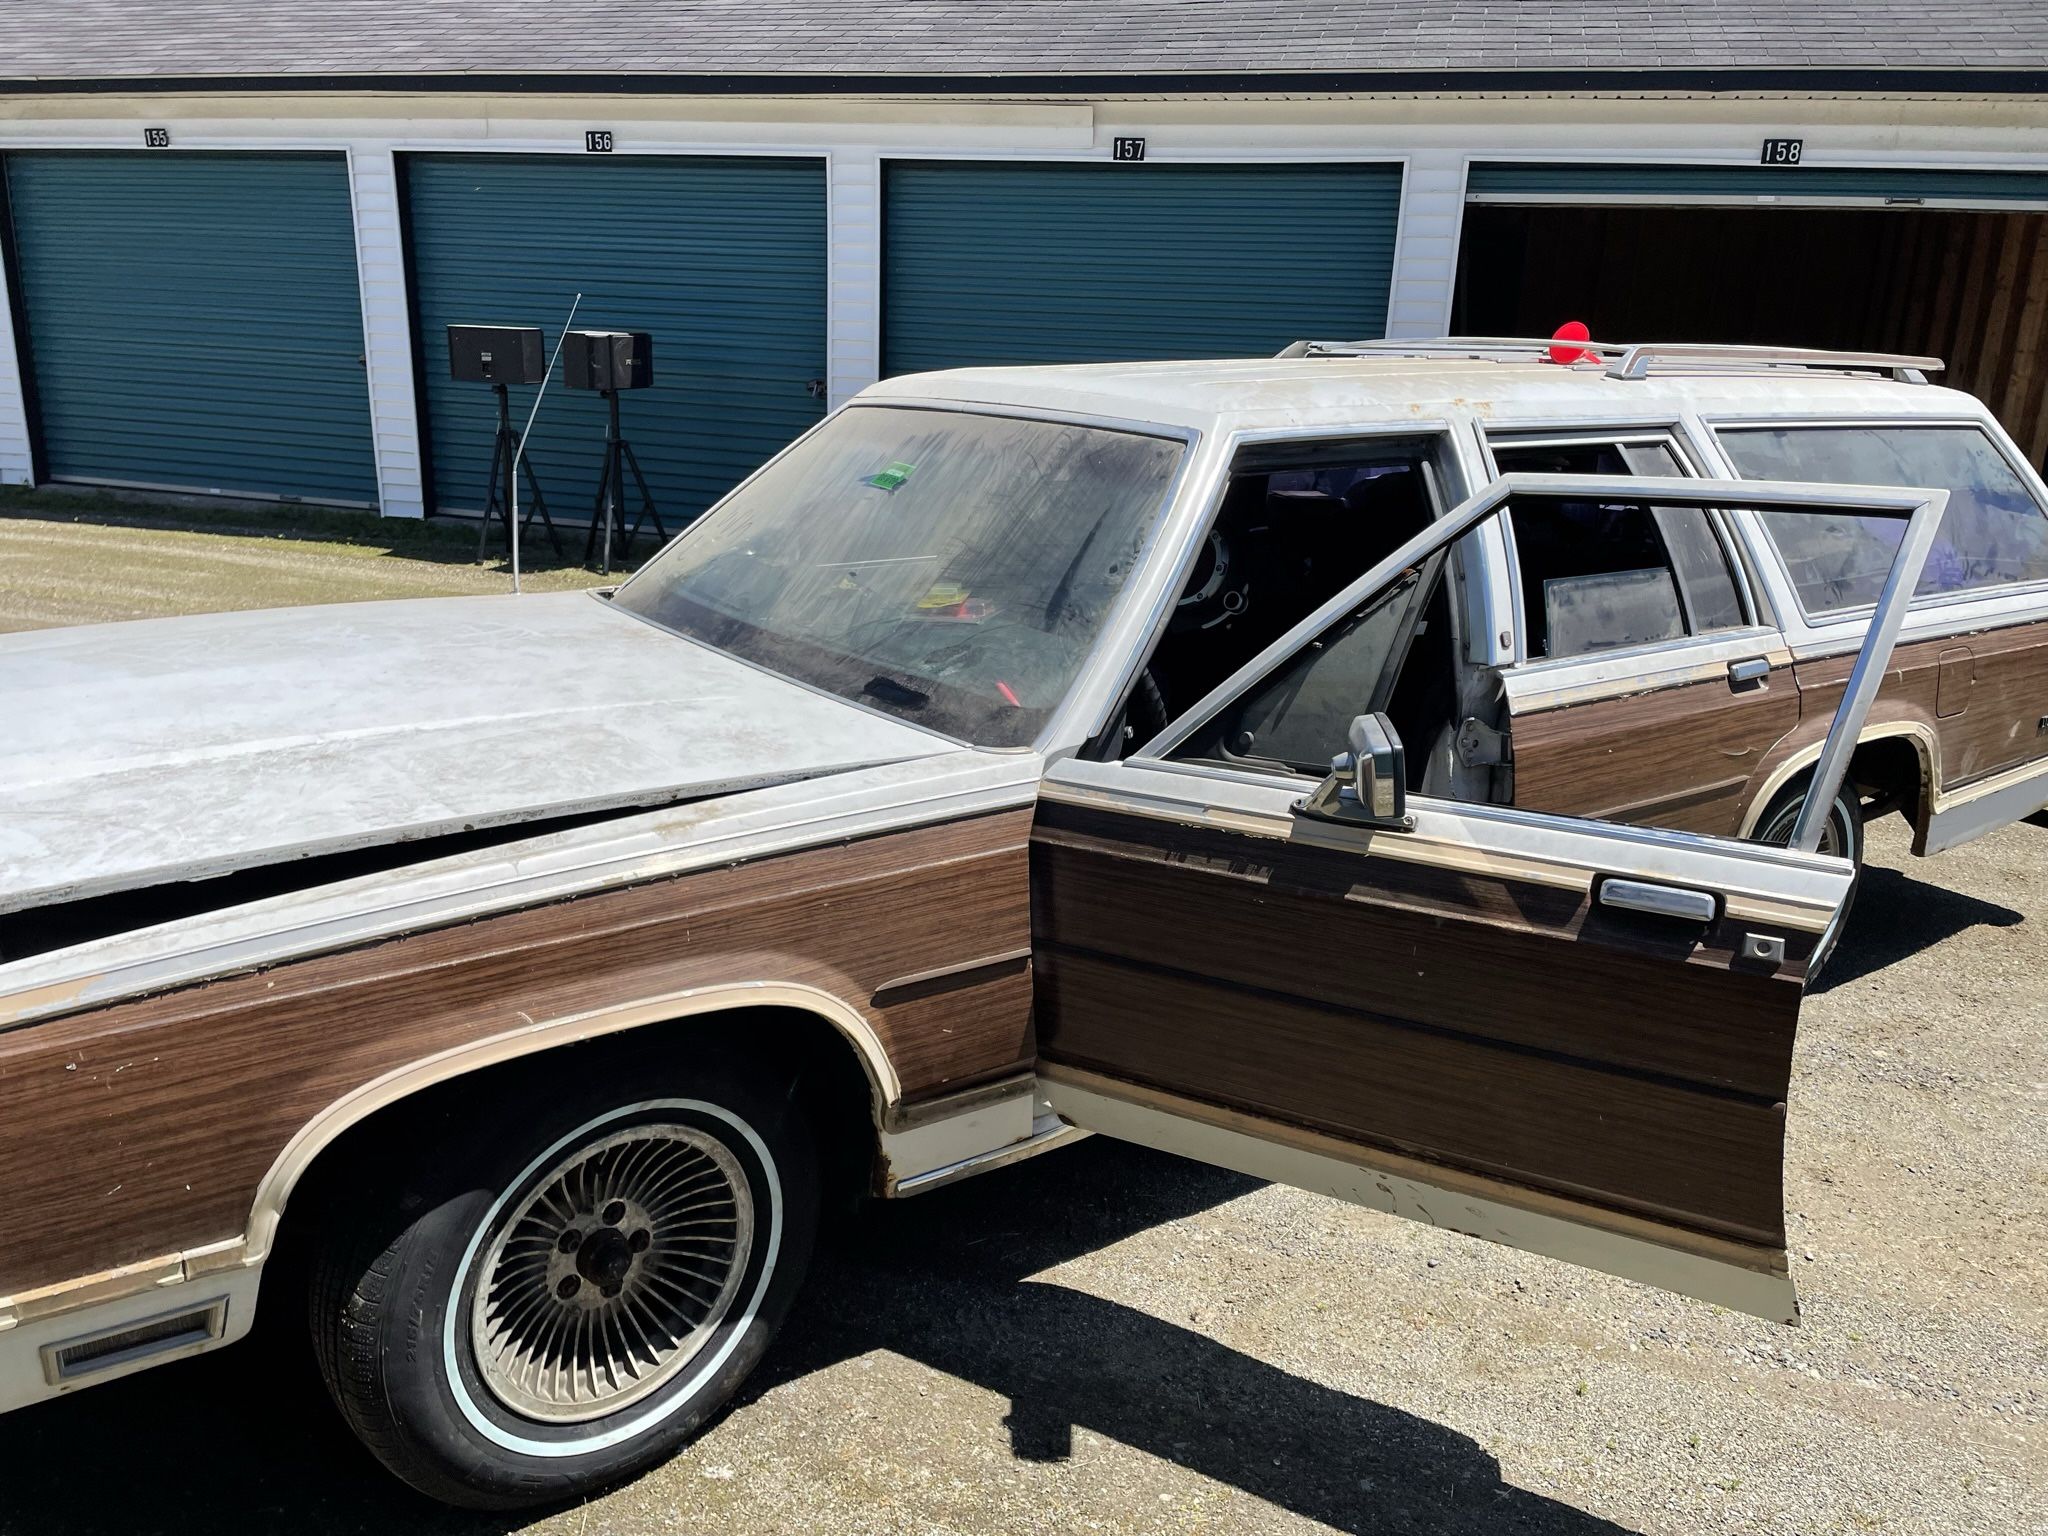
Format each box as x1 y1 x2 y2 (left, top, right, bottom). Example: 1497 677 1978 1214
1278 336 1628 362
1603 342 1943 384
1279 336 1945 384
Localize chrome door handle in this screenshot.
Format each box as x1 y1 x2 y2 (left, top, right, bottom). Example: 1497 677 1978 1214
1598 879 1718 923
1727 657 1771 690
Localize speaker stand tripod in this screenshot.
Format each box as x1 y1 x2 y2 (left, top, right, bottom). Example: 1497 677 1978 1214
583 388 668 575
475 383 566 563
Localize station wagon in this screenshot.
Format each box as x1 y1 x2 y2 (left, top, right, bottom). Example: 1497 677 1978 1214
0 338 2031 1508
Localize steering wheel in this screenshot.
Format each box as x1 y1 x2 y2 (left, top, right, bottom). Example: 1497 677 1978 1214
1169 528 1249 633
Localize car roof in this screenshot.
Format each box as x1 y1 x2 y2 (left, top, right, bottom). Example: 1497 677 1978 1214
858 355 1993 437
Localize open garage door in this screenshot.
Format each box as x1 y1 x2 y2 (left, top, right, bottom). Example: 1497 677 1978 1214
2 151 378 506
1454 163 2048 469
404 154 826 524
883 161 1402 374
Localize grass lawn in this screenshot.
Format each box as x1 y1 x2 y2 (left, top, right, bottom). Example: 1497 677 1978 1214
0 487 622 633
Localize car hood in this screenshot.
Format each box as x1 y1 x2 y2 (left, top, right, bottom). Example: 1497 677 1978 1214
0 591 954 914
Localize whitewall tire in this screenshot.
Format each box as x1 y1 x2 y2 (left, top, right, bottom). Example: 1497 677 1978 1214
308 1056 818 1510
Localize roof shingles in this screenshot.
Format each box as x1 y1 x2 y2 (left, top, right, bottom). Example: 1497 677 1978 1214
0 0 2044 85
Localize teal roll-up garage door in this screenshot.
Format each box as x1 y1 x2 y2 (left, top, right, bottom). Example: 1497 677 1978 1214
883 161 1403 374
405 154 826 523
1466 163 2048 205
3 152 378 505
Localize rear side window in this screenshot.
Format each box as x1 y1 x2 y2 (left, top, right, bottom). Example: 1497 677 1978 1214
1493 440 1746 659
1720 425 2048 613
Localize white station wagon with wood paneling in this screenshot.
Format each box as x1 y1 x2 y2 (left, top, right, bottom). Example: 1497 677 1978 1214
1 339 2039 1509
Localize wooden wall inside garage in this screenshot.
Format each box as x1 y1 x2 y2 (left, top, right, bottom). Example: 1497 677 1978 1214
1456 205 2048 470
1860 210 2048 470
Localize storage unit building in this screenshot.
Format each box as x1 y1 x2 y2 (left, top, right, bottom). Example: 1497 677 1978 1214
403 153 827 522
1 150 378 505
0 3 2043 522
1454 164 2048 466
882 160 1403 374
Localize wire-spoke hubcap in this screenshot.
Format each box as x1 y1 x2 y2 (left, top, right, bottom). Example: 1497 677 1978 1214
1759 799 1850 858
470 1123 754 1423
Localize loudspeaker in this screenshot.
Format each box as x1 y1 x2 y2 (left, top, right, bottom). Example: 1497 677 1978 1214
563 330 654 391
446 324 547 385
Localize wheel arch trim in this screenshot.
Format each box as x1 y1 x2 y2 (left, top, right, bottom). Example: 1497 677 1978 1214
1738 722 1939 840
244 980 897 1267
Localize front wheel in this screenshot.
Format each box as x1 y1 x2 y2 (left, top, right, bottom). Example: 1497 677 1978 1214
1752 779 1864 979
308 1056 818 1510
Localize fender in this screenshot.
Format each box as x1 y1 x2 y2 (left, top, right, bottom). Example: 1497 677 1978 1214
1738 722 1940 841
243 979 899 1264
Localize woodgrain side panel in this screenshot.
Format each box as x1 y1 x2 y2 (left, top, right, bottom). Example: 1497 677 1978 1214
1039 950 1786 1242
1512 619 2048 836
0 810 1034 1296
1031 803 1805 1247
1035 819 1802 1098
1508 659 1801 835
1789 620 2048 791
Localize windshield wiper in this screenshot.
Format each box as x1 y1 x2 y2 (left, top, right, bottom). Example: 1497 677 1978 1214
862 675 930 709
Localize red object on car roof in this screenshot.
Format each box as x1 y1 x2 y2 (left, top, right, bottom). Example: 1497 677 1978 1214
1548 320 1597 365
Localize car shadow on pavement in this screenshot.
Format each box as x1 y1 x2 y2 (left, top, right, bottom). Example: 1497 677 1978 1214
751 1137 1636 1536
1808 858 2024 995
0 1139 1633 1536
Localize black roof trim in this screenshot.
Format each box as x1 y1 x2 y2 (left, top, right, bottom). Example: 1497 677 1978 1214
2 66 2047 98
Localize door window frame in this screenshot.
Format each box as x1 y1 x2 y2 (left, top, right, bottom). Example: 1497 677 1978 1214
1480 426 1765 664
1134 471 1950 854
1073 421 1473 758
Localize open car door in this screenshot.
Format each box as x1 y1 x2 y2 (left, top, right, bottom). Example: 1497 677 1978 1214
1032 473 1946 1323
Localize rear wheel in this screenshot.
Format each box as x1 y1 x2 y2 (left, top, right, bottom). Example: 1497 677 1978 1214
1752 779 1864 979
308 1055 818 1510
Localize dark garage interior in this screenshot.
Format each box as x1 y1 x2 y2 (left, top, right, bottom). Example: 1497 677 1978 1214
1454 203 2048 469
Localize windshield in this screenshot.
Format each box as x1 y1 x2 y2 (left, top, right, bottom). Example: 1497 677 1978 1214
614 405 1185 747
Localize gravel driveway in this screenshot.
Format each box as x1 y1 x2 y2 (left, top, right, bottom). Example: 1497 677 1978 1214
1 508 2041 1535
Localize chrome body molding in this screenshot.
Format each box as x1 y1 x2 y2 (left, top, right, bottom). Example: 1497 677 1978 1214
1042 1069 1799 1326
1499 628 1795 714
877 1072 1080 1195
1735 721 2048 854
1043 755 1852 933
889 1109 1088 1197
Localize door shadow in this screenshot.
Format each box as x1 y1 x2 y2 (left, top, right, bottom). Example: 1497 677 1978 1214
1809 859 2025 994
753 1139 1636 1536
0 1140 1634 1536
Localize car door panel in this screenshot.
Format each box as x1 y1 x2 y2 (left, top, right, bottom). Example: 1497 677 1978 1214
1032 796 1806 1246
1034 471 1947 1322
1506 643 1803 835
1034 798 1809 1098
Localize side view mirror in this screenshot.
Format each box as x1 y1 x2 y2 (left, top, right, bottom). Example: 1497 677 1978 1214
1297 712 1413 830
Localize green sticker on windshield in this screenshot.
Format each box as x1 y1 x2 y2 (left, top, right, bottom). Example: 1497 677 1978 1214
860 460 917 493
